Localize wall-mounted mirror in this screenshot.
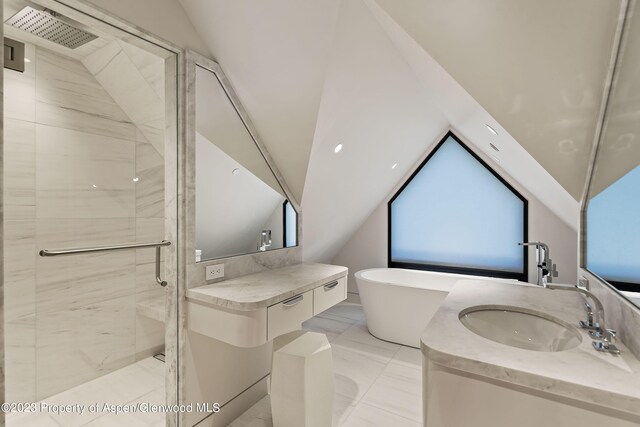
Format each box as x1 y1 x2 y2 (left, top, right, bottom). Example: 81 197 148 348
195 65 298 262
584 0 640 308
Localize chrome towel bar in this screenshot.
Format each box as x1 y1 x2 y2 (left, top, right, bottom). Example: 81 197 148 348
39 240 171 256
39 240 171 287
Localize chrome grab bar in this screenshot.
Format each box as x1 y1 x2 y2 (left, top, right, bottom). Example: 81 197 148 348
39 240 171 287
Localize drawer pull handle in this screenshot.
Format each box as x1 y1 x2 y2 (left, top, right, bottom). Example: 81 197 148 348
324 280 339 290
282 294 304 307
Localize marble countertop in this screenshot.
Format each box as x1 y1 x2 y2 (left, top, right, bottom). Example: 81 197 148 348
186 262 348 311
421 280 640 417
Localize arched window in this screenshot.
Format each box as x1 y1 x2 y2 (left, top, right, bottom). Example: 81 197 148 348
388 132 528 280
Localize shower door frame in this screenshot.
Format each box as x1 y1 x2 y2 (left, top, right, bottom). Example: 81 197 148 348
0 1 185 426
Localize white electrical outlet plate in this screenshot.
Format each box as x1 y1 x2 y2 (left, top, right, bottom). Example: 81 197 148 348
206 264 224 281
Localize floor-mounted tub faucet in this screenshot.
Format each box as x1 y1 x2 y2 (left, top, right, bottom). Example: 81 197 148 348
519 241 558 286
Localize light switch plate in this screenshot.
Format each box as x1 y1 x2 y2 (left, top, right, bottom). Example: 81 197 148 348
206 264 224 281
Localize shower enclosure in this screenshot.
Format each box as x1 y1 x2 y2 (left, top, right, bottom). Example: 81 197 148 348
3 1 179 425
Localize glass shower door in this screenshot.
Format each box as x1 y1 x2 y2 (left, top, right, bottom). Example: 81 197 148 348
3 1 178 425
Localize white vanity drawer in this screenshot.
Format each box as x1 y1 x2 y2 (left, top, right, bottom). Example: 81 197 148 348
267 290 313 340
313 276 347 315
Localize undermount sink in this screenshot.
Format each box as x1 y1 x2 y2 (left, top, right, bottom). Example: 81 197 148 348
459 306 582 352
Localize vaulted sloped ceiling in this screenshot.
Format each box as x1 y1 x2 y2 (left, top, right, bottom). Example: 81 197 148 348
303 0 581 262
373 0 622 200
179 0 619 262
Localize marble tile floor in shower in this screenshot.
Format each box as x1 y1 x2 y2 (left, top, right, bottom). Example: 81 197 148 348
6 357 166 427
231 302 423 427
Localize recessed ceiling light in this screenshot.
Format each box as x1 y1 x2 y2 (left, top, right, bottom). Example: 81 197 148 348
232 168 240 175
392 163 398 169
489 143 500 152
132 177 139 182
485 124 498 135
334 143 343 153
24 58 31 63
92 184 97 188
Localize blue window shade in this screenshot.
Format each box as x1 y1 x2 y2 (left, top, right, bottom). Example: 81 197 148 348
587 165 640 286
389 134 527 279
284 201 297 247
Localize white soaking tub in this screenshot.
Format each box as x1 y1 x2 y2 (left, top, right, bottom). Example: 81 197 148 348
355 268 521 348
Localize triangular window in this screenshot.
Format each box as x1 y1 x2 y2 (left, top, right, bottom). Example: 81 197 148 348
389 132 528 281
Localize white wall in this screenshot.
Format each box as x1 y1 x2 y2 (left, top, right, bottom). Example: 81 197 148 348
334 132 578 293
333 203 388 293
301 0 450 263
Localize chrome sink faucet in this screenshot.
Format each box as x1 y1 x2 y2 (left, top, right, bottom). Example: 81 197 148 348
519 241 558 286
258 229 272 252
546 283 619 354
582 302 595 329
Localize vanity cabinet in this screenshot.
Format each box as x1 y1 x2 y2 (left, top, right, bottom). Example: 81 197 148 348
186 263 348 347
313 277 347 314
421 280 640 427
267 290 314 340
265 276 347 340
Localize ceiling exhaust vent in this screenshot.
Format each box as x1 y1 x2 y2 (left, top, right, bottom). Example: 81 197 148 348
5 6 97 49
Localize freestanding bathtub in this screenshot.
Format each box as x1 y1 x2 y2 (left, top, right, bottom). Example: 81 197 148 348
355 268 521 348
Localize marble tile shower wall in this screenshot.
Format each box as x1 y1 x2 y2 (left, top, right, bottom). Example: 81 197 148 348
3 41 166 401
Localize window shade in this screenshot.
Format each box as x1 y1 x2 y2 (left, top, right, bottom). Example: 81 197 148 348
390 134 526 278
587 166 640 286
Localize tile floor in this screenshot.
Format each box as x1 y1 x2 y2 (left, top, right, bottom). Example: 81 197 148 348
5 357 166 427
231 302 423 427
6 302 421 427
